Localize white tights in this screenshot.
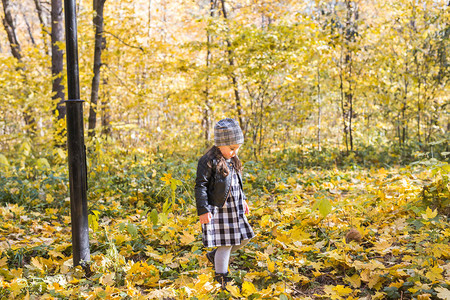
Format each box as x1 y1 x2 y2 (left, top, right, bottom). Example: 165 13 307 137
214 239 250 274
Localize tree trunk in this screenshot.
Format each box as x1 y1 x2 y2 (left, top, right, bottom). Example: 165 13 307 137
417 70 421 146
2 0 36 135
202 0 215 146
402 67 409 146
33 0 50 55
339 50 349 154
219 0 244 131
2 0 22 61
336 0 358 155
344 0 357 152
317 64 322 151
88 0 106 137
51 0 66 121
101 75 112 137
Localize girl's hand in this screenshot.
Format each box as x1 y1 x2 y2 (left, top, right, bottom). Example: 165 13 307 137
244 200 250 214
199 212 212 224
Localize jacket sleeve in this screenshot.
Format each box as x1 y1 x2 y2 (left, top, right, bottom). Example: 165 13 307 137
238 171 247 201
195 155 213 216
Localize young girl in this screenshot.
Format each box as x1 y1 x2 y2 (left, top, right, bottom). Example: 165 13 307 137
195 118 255 289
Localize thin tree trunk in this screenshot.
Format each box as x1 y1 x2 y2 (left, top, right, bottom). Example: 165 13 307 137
417 70 421 146
344 0 357 152
33 0 50 55
339 49 349 154
347 85 354 151
22 12 36 46
258 96 264 157
202 0 215 146
2 0 22 61
51 0 66 122
101 74 111 137
402 66 409 146
219 0 244 131
88 0 106 137
317 64 321 151
2 0 36 135
396 109 401 148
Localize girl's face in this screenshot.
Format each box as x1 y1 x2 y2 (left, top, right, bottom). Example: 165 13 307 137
218 144 241 159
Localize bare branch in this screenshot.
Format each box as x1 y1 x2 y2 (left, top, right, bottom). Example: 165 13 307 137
102 30 146 53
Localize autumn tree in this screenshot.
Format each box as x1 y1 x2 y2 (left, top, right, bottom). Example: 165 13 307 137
88 0 107 137
1 0 37 135
51 0 66 139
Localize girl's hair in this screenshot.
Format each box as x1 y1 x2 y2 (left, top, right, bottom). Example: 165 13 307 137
205 145 242 176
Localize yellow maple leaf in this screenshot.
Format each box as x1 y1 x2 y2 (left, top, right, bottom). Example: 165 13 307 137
30 257 44 273
10 279 27 296
375 239 392 253
372 291 387 300
418 294 432 300
0 257 7 267
267 259 275 273
227 284 242 297
389 281 404 289
367 259 386 270
290 227 310 241
431 243 450 259
345 274 361 288
332 285 352 296
291 274 310 284
422 207 437 220
48 282 64 292
10 268 23 278
48 250 65 259
368 274 381 289
179 231 195 245
360 269 371 282
145 246 163 262
161 253 174 265
242 281 257 297
100 272 115 286
426 265 444 282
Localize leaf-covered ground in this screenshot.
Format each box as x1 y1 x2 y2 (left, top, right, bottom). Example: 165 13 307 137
0 150 449 299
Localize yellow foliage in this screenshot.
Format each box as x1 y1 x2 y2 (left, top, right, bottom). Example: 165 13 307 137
345 274 361 288
179 231 196 245
426 265 444 282
422 207 438 220
100 272 115 286
125 261 160 287
227 284 242 297
242 281 258 296
333 285 353 296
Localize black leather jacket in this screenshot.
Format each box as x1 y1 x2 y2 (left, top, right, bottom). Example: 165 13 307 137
195 153 244 216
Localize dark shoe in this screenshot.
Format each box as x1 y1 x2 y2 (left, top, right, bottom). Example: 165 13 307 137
214 272 231 290
206 248 216 266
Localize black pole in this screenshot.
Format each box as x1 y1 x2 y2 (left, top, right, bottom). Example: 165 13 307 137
64 0 90 267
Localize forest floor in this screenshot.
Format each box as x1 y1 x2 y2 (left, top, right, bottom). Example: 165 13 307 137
0 149 449 299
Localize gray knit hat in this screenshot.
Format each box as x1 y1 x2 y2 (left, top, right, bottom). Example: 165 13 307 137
214 118 244 146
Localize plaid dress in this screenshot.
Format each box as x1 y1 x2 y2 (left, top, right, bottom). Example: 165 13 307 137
202 160 255 247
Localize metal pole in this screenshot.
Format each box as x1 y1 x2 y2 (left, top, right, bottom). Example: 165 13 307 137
64 0 90 267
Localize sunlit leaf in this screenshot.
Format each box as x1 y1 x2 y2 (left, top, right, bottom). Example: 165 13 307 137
435 287 450 300
422 207 437 220
242 281 257 297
